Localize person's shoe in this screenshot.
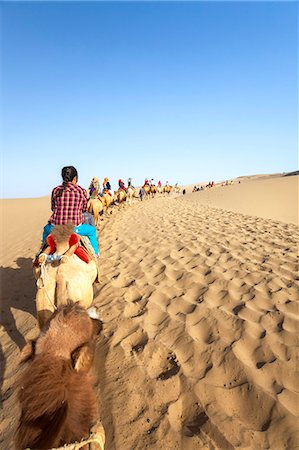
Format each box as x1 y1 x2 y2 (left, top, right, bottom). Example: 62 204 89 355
94 255 101 284
87 306 100 320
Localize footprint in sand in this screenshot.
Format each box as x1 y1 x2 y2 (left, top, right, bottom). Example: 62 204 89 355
121 329 149 355
124 286 144 303
187 317 215 344
123 301 147 319
142 342 180 380
112 274 136 288
168 392 209 435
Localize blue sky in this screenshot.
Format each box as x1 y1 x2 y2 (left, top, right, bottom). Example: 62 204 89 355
1 1 297 198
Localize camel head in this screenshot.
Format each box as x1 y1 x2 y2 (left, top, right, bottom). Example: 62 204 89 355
20 303 101 372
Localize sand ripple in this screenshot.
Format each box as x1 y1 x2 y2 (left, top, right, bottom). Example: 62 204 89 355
1 190 298 449
91 195 299 449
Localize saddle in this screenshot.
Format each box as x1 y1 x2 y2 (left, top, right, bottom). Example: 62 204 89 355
46 233 91 264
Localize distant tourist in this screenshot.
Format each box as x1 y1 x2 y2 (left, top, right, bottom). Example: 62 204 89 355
139 186 145 201
118 179 127 191
103 177 111 191
89 177 100 196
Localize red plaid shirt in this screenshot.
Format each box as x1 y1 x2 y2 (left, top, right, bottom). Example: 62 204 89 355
49 183 88 226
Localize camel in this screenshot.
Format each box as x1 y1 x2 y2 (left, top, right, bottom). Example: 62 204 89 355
99 191 114 215
88 192 104 226
114 189 126 205
150 185 157 198
15 303 105 450
163 185 173 195
157 186 163 194
34 224 98 328
126 186 135 205
174 186 181 194
143 184 150 199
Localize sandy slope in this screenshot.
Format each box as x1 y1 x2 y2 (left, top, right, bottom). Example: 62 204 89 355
1 175 298 449
186 175 298 225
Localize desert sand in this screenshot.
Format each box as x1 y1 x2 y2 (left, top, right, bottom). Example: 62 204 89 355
0 174 298 449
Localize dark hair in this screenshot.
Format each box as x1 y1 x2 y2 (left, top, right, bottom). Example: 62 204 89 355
58 166 78 196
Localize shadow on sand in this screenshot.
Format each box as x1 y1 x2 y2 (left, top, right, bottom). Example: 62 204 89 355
0 257 37 408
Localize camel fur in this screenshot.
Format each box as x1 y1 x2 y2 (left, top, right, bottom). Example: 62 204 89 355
15 303 103 450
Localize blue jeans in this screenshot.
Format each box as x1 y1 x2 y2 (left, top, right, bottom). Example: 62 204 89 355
43 223 99 255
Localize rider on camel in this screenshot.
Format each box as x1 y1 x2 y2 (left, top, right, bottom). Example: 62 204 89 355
88 177 100 197
118 179 127 192
103 177 112 196
127 178 134 188
41 166 99 257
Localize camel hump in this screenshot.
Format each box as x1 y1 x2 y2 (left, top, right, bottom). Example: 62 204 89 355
51 224 74 243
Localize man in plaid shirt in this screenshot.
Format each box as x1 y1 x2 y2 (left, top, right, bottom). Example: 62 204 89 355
42 166 99 255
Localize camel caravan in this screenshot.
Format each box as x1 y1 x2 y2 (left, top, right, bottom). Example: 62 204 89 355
16 167 181 449
86 177 178 222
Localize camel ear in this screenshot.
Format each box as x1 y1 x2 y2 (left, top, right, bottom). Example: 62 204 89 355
20 340 36 363
72 344 94 373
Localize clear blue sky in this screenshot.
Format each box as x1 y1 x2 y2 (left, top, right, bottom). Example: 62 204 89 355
1 1 297 198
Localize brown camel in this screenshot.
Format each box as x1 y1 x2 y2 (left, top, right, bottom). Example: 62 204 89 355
163 185 173 194
114 189 126 204
88 192 104 226
143 184 150 199
101 191 114 212
150 185 157 198
15 303 105 450
34 224 98 328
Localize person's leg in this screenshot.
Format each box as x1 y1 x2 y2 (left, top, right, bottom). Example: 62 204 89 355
42 223 54 243
75 224 99 255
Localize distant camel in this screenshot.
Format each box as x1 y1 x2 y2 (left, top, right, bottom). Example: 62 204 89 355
101 190 115 212
163 185 172 195
88 190 104 226
34 224 98 328
150 185 157 198
126 187 135 205
114 189 126 204
157 186 162 194
15 303 105 450
143 184 151 199
174 186 181 194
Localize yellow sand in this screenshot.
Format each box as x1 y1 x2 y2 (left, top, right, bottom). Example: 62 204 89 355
1 174 298 449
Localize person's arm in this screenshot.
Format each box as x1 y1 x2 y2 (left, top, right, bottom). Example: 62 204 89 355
51 188 56 211
82 189 88 212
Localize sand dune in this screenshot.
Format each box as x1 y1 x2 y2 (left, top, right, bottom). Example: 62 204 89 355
1 175 298 449
186 175 298 225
